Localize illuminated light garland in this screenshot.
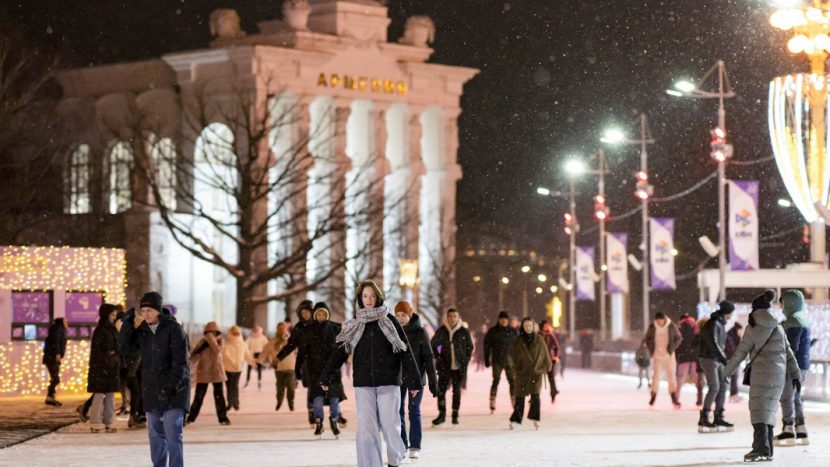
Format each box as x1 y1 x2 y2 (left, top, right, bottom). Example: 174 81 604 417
0 340 90 396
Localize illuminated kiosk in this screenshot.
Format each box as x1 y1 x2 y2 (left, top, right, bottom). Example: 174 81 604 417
0 246 127 396
55 0 477 328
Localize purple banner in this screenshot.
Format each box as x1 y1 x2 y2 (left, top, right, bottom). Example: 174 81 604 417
575 246 596 301
729 180 760 270
12 292 51 323
649 217 676 291
65 292 103 323
606 232 629 294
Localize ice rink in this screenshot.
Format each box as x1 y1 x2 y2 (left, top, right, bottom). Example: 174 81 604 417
1 367 827 466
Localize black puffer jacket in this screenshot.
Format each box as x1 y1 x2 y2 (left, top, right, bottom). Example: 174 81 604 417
276 301 315 387
42 320 67 365
322 313 422 389
401 314 438 393
87 306 121 393
432 323 474 379
675 316 699 363
118 308 190 412
297 316 346 400
698 311 728 363
483 324 517 367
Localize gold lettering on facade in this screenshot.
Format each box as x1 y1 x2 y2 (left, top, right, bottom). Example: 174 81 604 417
317 73 328 87
317 73 409 96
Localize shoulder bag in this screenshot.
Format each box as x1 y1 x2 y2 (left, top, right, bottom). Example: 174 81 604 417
742 327 777 387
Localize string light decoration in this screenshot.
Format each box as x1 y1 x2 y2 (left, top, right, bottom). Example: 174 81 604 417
0 245 126 396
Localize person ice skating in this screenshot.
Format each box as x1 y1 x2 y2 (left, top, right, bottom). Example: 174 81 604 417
723 290 800 462
260 322 297 411
276 300 317 425
395 301 438 460
675 313 703 406
118 292 190 467
187 322 231 425
635 339 651 389
298 302 346 439
43 317 68 406
697 300 735 433
222 325 255 412
320 279 422 467
645 312 683 408
539 320 560 403
432 307 473 425
245 325 268 389
579 329 594 368
483 311 518 413
87 303 121 433
726 323 744 403
773 289 812 446
509 318 552 430
474 324 487 372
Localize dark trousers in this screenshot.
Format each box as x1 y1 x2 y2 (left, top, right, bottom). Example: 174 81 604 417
510 393 541 423
490 363 514 399
730 372 739 396
187 382 228 423
245 354 262 384
399 386 424 450
752 423 774 457
225 371 241 410
45 361 61 397
125 370 143 419
81 395 93 418
581 350 592 368
437 370 462 413
275 371 295 409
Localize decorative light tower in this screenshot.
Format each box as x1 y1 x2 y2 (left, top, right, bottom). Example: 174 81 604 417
769 1 830 297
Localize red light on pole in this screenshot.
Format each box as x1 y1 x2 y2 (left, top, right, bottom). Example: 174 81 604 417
594 195 607 220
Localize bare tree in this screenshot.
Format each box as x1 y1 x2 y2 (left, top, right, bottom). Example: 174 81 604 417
418 210 456 328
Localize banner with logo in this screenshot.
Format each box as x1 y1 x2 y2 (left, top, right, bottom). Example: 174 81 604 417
606 232 629 293
575 246 595 301
729 180 760 270
650 218 676 290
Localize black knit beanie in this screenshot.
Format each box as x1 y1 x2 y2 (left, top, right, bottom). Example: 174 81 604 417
140 292 163 312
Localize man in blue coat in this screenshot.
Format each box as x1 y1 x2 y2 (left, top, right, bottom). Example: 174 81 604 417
118 292 190 467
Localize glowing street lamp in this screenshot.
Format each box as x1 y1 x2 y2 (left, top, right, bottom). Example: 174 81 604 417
564 159 586 176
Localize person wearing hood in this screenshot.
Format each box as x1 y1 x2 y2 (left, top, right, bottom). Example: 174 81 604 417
483 311 518 413
320 279 422 467
644 312 683 408
187 321 230 425
244 325 268 389
43 317 68 406
118 292 190 467
726 322 744 402
773 289 812 446
675 312 703 407
297 302 346 438
277 299 316 425
395 301 438 460
87 303 121 433
222 325 255 411
724 290 800 462
260 321 297 411
431 307 473 426
697 300 736 432
508 317 552 430
539 320 561 403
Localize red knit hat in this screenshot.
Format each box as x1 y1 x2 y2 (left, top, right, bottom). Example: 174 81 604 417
394 301 414 317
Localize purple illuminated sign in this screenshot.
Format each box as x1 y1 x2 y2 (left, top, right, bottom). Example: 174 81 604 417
12 292 51 324
65 292 103 323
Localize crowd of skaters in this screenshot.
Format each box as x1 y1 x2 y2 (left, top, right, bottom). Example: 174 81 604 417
39 284 814 465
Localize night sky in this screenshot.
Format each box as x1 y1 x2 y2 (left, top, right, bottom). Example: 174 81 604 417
3 0 815 319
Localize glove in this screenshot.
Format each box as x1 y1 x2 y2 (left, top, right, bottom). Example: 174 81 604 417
429 382 439 398
793 378 801 394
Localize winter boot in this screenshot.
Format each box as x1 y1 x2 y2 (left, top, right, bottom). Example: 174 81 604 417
767 425 774 458
648 392 657 406
489 395 496 414
713 409 734 432
339 416 347 426
744 423 772 462
432 412 446 426
773 423 795 446
451 411 459 425
795 423 809 445
76 404 89 423
670 392 681 409
314 418 324 438
307 410 315 427
532 420 541 430
697 410 716 433
275 399 282 411
329 418 341 438
45 396 62 407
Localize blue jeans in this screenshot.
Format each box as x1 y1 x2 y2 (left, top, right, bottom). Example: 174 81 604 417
312 395 341 420
147 409 184 467
399 386 424 450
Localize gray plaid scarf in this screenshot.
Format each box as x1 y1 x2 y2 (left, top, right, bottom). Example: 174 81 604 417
335 305 407 355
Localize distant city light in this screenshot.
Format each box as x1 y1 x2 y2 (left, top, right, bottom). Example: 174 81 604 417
674 80 696 93
536 187 551 196
600 128 626 144
537 273 547 282
778 198 793 208
521 265 531 273
564 159 585 175
535 287 543 294
501 276 510 285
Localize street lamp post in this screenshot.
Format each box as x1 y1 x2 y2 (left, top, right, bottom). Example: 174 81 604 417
597 149 608 342
668 60 735 302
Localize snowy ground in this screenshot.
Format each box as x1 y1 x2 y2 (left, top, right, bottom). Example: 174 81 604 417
1 368 828 466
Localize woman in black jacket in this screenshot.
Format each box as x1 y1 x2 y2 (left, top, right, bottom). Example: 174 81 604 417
321 279 423 467
87 303 121 433
394 301 438 460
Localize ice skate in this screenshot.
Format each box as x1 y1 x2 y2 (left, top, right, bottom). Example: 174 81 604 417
670 392 681 409
307 410 315 427
409 449 420 460
431 412 446 427
105 426 117 433
509 420 519 430
648 392 656 406
451 411 459 425
533 420 540 430
45 396 62 407
339 416 347 426
773 424 795 446
76 405 89 423
713 409 734 432
128 416 146 429
743 451 772 462
275 399 282 412
697 410 716 433
329 418 340 439
795 424 809 445
489 395 496 414
313 418 324 439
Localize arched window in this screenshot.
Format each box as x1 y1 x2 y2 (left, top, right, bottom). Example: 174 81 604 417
149 137 177 210
64 144 91 214
194 123 236 216
108 141 133 214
